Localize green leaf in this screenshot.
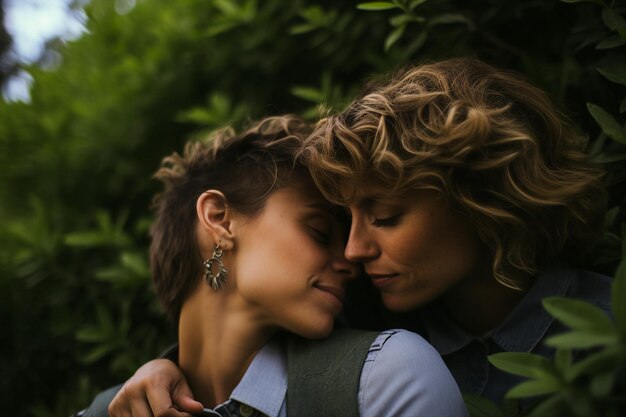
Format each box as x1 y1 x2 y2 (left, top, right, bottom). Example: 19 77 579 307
505 378 562 399
64 231 109 247
405 29 429 54
384 24 406 51
587 103 626 145
291 87 324 103
357 2 398 11
565 344 626 380
488 352 555 378
204 21 239 37
75 327 105 343
543 296 615 332
554 349 572 373
213 0 239 16
524 394 567 417
390 14 414 27
590 372 615 398
597 61 626 86
300 6 333 25
462 393 504 417
602 8 626 31
176 108 213 124
120 251 150 277
546 330 620 349
613 256 626 335
210 94 230 114
590 151 626 163
429 13 469 26
409 0 429 8
289 23 317 35
563 391 595 417
596 35 626 49
605 206 620 229
81 344 116 363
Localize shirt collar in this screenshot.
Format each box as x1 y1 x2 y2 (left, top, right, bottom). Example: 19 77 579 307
492 265 572 352
422 265 574 355
230 337 287 417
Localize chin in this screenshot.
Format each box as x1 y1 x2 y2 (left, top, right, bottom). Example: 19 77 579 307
292 318 335 340
381 293 425 313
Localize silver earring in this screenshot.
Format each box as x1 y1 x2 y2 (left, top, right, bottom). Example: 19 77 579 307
204 242 228 291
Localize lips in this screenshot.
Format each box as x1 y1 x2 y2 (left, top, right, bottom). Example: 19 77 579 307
314 283 346 303
367 272 400 288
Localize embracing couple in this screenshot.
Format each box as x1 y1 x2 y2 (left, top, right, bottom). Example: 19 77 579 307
78 58 611 417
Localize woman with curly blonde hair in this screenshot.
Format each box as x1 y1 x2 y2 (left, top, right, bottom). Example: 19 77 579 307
301 57 610 405
77 115 467 417
103 58 611 413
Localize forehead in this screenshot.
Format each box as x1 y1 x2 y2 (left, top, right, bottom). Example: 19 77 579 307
340 182 444 213
336 180 402 206
266 182 336 214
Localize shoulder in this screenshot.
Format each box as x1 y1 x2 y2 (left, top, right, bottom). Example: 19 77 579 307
362 329 450 378
364 329 437 362
566 268 612 312
359 329 468 417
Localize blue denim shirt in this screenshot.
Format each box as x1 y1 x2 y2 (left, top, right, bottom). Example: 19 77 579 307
420 265 612 407
200 329 468 417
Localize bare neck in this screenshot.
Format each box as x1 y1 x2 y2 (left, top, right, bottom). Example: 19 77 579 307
178 282 274 407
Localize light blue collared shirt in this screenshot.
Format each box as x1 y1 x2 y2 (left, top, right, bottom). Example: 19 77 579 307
203 329 468 417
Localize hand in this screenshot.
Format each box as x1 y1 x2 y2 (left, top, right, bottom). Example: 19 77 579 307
108 359 204 417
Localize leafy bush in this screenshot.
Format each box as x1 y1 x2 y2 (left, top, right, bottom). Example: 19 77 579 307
485 257 626 417
0 0 624 416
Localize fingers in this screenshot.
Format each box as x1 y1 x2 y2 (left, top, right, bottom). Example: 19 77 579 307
129 395 155 417
144 385 187 417
175 397 204 414
108 385 152 417
172 383 204 415
109 358 202 417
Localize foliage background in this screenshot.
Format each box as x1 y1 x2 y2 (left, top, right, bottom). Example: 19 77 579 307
0 0 624 416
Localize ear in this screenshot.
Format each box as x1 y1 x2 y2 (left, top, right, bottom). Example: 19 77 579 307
196 190 234 252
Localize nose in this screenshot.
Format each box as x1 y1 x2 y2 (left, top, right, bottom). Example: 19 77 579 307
344 218 379 262
330 251 360 281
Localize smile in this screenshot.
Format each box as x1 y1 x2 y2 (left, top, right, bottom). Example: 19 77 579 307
313 283 345 305
368 273 400 288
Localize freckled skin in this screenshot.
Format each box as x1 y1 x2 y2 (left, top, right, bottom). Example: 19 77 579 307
346 189 487 313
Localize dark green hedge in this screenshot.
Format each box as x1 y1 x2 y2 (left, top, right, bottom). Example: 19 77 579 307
0 1 624 416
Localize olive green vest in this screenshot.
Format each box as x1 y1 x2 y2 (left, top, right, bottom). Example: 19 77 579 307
76 329 379 417
286 329 379 417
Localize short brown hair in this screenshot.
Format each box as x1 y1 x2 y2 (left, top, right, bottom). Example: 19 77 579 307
301 58 605 289
151 116 310 321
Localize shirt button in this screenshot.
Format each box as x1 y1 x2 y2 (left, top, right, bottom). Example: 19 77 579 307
239 404 254 417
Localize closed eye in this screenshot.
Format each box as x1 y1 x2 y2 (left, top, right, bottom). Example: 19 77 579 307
372 214 401 227
309 227 330 244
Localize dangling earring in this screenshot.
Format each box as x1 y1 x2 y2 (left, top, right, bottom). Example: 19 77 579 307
204 241 228 291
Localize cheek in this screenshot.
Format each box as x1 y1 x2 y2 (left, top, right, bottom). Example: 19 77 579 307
391 209 480 274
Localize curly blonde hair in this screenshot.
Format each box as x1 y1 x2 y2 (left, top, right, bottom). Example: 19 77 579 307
301 58 605 289
151 115 311 321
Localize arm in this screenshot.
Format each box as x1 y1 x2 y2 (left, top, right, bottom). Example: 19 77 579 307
108 359 203 417
358 330 469 417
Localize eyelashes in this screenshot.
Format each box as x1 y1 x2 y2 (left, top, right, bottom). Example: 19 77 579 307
371 214 401 227
309 227 331 245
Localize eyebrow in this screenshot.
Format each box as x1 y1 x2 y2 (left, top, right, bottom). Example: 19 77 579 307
354 197 379 210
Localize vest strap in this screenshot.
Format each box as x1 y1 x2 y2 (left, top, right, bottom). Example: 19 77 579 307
286 329 379 417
